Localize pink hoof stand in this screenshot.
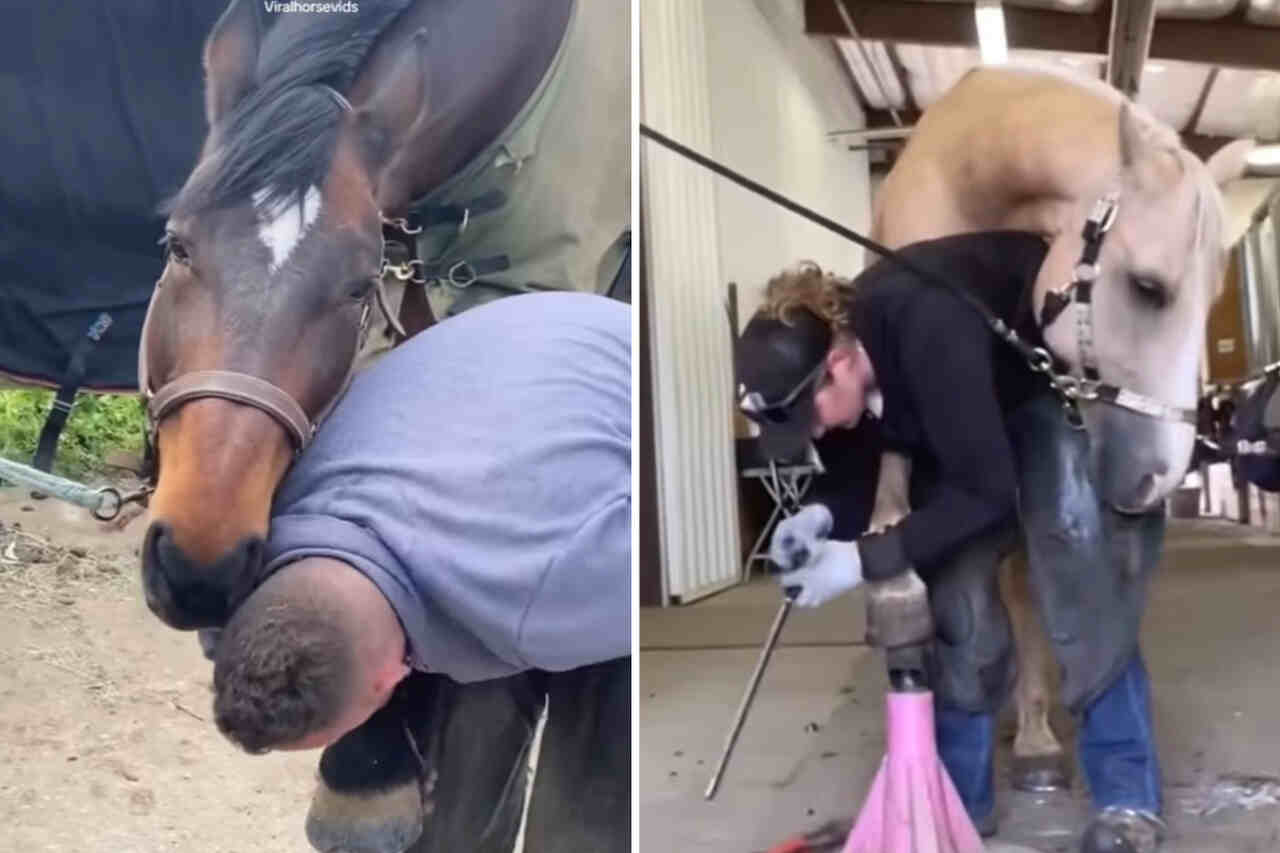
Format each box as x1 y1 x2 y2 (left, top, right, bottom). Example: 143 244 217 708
844 692 984 853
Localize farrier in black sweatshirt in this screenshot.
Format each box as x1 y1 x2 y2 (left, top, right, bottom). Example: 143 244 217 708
842 230 1051 582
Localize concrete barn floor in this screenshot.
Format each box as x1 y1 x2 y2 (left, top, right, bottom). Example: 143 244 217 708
639 519 1280 853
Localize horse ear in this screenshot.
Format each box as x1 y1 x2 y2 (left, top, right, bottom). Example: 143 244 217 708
1118 101 1182 191
203 0 264 126
1205 138 1257 187
352 29 430 178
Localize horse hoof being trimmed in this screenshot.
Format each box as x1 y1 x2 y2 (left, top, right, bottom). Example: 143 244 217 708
305 781 424 853
1011 752 1071 793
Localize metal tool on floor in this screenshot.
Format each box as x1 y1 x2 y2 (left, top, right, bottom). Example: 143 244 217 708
704 584 800 800
758 818 849 852
842 644 983 853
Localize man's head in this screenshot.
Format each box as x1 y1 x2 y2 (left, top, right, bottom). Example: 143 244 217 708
212 556 410 753
736 262 875 460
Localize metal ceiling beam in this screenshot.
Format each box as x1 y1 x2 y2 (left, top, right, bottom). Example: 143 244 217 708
883 43 920 114
1183 66 1220 136
1106 0 1157 97
805 0 1280 72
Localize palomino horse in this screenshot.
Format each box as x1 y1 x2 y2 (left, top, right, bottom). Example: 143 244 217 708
868 65 1251 789
137 1 627 851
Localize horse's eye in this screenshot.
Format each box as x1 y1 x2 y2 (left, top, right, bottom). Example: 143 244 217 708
348 278 377 301
1130 275 1168 309
166 237 190 266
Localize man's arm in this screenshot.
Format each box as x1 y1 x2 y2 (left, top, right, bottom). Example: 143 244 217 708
858 290 1018 582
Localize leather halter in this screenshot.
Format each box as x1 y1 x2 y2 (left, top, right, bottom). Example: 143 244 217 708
1036 193 1198 427
137 270 377 458
138 84 399 469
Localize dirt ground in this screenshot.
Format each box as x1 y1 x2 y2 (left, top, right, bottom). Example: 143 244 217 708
0 482 318 853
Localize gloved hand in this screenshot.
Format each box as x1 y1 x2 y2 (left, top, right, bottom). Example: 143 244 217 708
780 538 864 608
769 504 834 572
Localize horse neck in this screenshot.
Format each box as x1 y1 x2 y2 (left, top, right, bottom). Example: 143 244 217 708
948 77 1127 237
349 0 574 208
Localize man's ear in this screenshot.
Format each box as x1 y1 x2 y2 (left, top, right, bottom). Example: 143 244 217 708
370 655 411 706
825 341 858 376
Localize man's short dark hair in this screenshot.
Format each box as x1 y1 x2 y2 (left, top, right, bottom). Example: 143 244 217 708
212 580 356 754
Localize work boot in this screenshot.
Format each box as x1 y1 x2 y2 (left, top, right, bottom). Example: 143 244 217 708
1079 806 1165 853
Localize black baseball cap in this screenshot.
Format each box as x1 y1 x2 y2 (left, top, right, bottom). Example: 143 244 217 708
735 307 832 461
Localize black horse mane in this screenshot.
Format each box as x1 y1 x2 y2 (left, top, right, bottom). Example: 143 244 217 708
166 0 414 215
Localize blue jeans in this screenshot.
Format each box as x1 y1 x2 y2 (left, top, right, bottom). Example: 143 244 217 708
937 651 1162 823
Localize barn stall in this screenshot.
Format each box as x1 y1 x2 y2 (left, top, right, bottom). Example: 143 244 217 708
637 2 1280 851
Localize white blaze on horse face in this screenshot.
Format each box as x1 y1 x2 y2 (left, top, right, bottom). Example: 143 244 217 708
253 185 323 275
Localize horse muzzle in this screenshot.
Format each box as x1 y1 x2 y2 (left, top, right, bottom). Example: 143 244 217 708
141 520 265 630
1080 403 1195 514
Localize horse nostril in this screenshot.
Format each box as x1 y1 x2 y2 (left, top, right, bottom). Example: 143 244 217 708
1133 473 1161 509
140 522 263 630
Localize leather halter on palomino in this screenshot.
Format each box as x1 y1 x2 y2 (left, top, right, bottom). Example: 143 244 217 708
1035 193 1198 427
638 123 1200 432
138 86 413 479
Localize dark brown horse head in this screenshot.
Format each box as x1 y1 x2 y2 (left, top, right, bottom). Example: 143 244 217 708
141 0 429 629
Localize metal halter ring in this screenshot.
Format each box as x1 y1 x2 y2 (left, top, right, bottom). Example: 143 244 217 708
383 258 425 283
447 261 477 288
1027 347 1054 375
92 487 123 522
382 215 422 235
1088 193 1120 233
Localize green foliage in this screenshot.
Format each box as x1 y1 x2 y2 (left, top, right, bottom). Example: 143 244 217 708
0 390 146 480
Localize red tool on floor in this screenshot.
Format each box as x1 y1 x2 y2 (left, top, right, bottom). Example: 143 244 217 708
760 819 848 852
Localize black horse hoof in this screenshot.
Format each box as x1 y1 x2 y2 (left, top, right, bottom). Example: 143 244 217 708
305 781 424 853
1011 753 1071 792
1080 807 1164 853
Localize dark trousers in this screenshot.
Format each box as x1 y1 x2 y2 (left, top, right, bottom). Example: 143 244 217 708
408 657 631 853
524 657 632 852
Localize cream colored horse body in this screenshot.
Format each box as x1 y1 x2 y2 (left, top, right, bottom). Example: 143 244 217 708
867 65 1249 781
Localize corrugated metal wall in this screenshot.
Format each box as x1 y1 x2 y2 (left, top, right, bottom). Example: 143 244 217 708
639 0 743 604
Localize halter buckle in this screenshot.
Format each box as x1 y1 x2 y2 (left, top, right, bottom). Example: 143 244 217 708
381 215 423 235
1072 262 1100 283
1088 193 1120 234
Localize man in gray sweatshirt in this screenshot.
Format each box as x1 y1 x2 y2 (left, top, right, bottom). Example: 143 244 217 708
209 291 631 848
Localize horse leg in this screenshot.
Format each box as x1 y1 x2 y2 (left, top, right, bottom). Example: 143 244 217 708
521 657 630 853
1000 548 1071 792
306 671 540 853
867 450 911 534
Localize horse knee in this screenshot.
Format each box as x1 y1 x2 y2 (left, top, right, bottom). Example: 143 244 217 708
932 566 1014 710
1025 505 1096 551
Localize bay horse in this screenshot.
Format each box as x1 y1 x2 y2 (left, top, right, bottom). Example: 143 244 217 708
867 65 1251 791
136 1 628 851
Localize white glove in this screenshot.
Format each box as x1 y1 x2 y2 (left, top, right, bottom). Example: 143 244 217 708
769 504 834 572
780 539 864 608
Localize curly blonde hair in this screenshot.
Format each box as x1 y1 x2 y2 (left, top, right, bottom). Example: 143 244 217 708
759 261 856 333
